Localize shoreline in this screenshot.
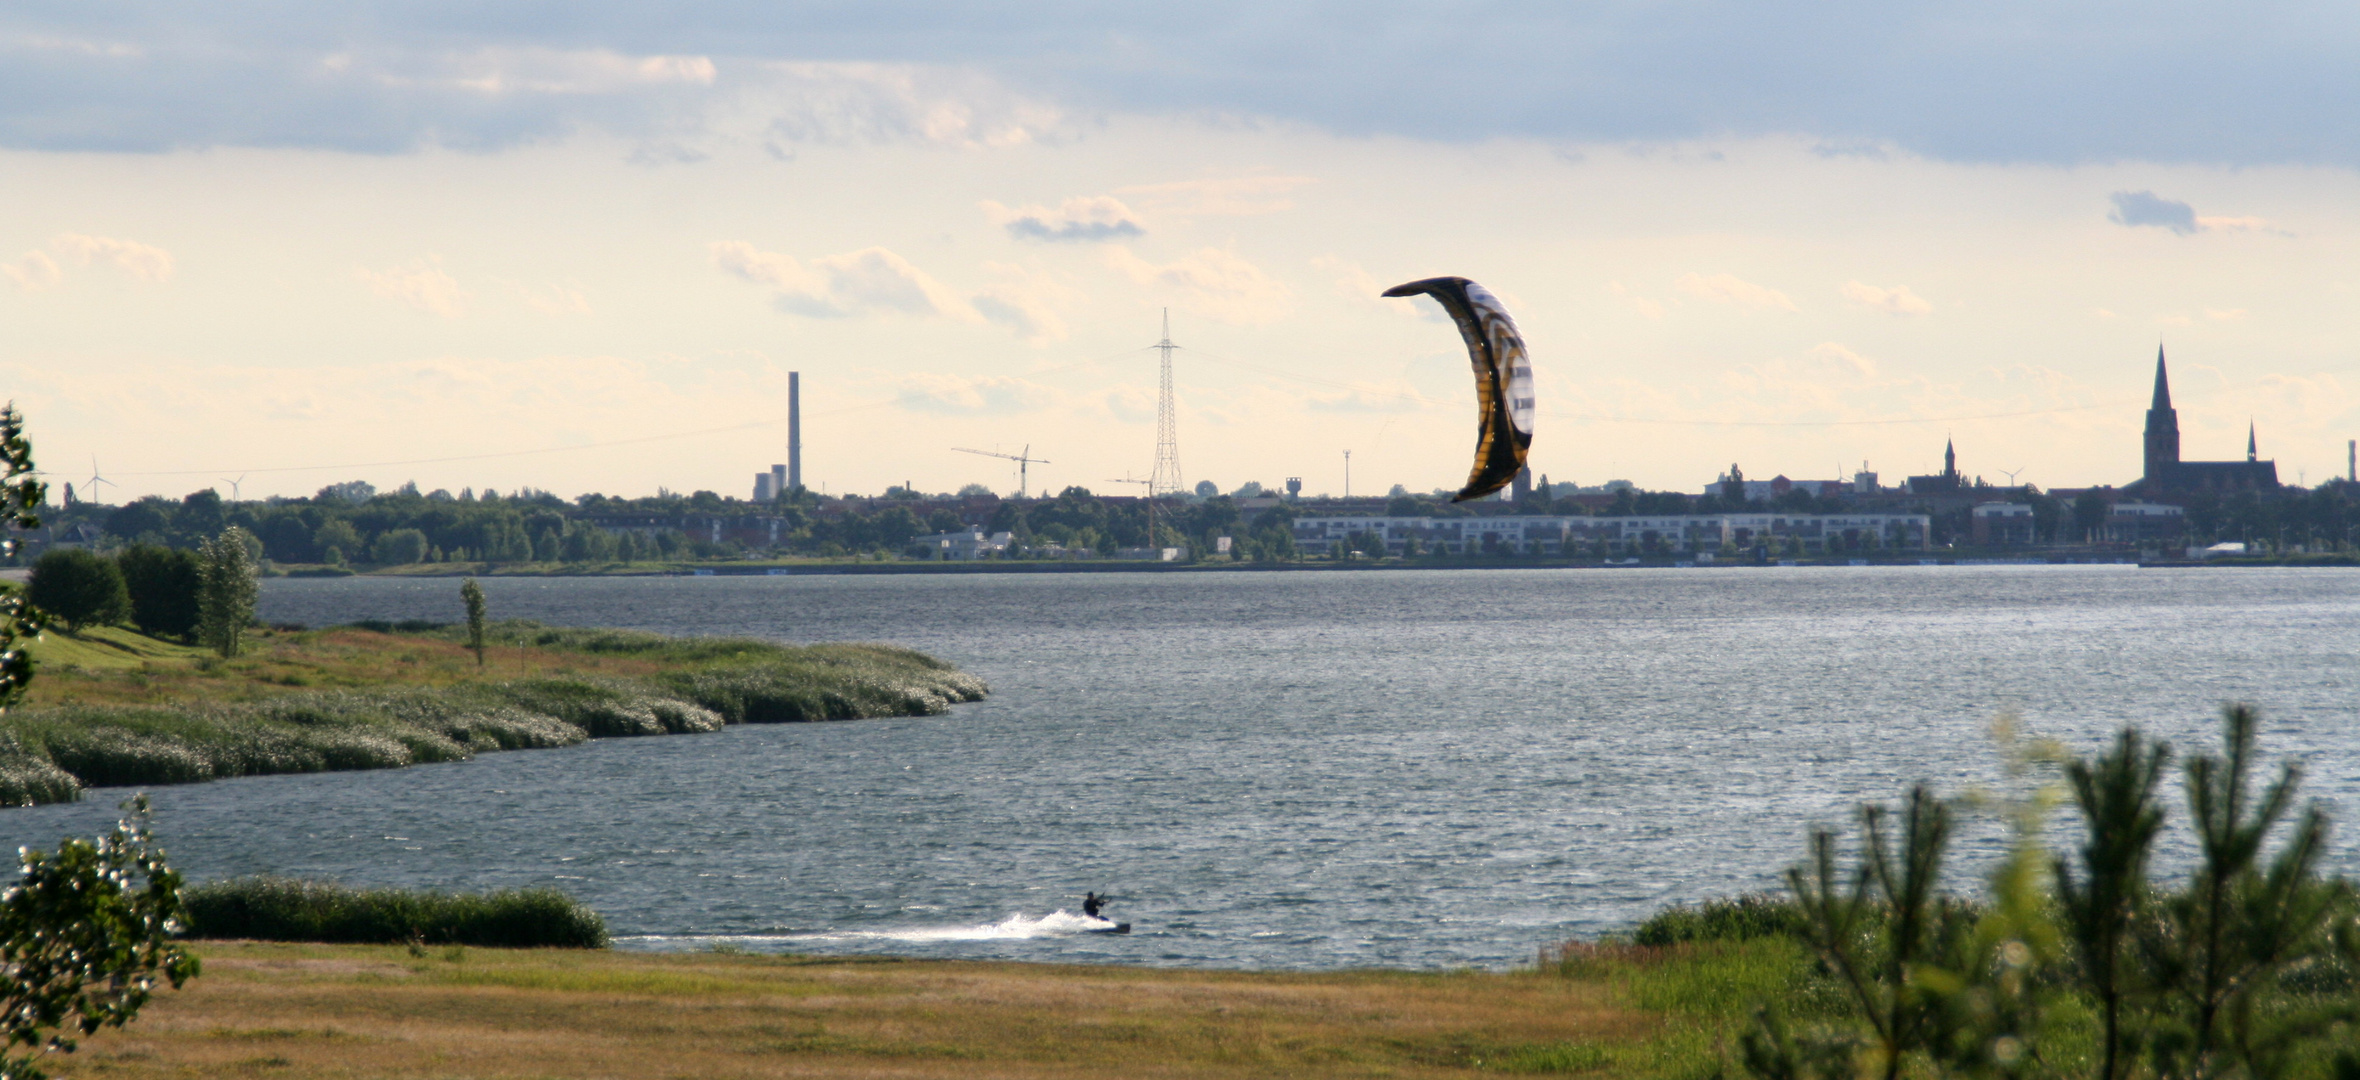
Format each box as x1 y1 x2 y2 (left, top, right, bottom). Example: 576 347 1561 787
6 622 986 806
266 554 2356 577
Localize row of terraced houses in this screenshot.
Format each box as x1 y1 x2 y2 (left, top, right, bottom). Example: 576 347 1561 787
1289 512 1932 557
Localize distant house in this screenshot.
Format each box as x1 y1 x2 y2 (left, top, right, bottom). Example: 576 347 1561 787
2102 502 2185 545
909 528 1013 560
1971 503 2036 546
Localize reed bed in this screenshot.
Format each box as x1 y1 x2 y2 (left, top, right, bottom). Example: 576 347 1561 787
1 620 987 805
183 877 608 948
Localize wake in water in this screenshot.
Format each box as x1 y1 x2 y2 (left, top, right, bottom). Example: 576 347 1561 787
626 909 1125 950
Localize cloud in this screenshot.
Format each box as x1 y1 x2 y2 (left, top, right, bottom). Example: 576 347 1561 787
1116 175 1317 217
2108 191 2200 235
2204 307 2249 321
711 240 989 325
1105 246 1292 324
1311 256 1426 317
1303 381 1443 414
892 372 1060 415
971 262 1074 344
1675 272 1796 312
519 283 591 315
357 259 465 316
8 8 2360 166
981 196 1145 242
748 62 1068 152
3 250 60 290
1608 281 1664 319
1807 342 1879 379
52 233 173 281
1839 280 1931 316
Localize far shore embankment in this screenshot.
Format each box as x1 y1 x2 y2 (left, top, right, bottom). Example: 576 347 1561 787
5 621 986 806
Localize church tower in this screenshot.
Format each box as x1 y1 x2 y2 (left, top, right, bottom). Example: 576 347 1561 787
2144 346 2181 485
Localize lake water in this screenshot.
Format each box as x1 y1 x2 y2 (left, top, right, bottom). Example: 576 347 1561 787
5 567 2356 970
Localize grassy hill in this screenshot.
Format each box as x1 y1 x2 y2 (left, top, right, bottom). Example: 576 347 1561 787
1 620 986 806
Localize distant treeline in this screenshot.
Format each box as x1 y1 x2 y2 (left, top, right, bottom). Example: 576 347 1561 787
47 473 2360 564
46 481 1310 564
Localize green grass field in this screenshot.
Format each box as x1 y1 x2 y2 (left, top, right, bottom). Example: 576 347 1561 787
65 940 1803 1079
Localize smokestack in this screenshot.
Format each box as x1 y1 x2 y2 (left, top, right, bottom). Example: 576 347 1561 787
2349 439 2354 483
788 371 802 492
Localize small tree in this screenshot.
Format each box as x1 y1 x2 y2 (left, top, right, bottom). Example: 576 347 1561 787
196 527 259 658
23 551 130 633
0 796 200 1080
460 578 487 668
0 404 45 712
114 545 202 642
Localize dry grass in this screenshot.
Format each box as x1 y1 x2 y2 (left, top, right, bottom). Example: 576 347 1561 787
63 942 1684 1079
23 625 680 709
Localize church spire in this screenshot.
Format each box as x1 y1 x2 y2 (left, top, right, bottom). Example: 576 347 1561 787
2151 345 2173 411
2248 420 2258 462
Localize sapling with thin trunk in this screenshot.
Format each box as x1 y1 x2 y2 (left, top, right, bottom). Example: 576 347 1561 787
460 578 486 668
2054 727 2171 1080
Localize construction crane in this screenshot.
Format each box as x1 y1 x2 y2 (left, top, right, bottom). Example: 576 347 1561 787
1102 476 1167 560
952 445 1050 499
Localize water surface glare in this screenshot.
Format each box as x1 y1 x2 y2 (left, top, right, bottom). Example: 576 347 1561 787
6 567 2356 970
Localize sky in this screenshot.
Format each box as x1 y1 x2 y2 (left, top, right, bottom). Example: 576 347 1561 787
7 3 2360 503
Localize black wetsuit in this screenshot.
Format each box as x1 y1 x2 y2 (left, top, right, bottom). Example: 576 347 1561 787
1082 894 1104 919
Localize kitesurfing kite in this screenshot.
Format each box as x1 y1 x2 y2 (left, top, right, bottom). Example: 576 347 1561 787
1381 277 1534 502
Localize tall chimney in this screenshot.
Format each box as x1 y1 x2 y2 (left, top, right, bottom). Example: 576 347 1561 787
787 371 802 492
2349 439 2355 483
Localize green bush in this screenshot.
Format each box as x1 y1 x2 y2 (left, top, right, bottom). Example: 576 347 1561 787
1732 706 2360 1080
25 548 130 631
1634 894 1811 946
182 877 607 948
115 544 202 641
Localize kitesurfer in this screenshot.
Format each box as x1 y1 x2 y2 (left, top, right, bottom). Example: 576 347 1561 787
1082 892 1106 919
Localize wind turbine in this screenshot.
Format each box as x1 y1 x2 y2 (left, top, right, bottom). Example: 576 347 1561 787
220 473 247 502
85 456 117 504
2000 467 2026 488
952 445 1051 499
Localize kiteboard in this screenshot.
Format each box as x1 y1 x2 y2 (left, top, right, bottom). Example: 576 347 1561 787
1084 922 1132 935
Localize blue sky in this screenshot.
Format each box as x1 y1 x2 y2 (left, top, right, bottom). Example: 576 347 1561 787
6 4 2358 499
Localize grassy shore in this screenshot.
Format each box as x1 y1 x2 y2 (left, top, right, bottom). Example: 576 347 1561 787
66 940 1800 1079
3 620 986 806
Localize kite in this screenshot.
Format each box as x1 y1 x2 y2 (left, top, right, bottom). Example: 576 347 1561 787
1381 276 1534 502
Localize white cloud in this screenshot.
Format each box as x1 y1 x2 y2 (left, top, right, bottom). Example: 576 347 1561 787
982 196 1145 242
971 262 1074 344
357 258 466 317
2204 307 2250 321
413 48 716 96
1609 280 1665 319
51 233 173 282
1839 280 1932 316
1303 381 1444 414
3 250 60 290
519 283 591 316
711 240 980 323
749 62 1067 151
1807 342 1879 379
892 372 1061 415
1676 272 1796 311
1116 175 1317 218
1312 256 1424 316
1105 246 1292 324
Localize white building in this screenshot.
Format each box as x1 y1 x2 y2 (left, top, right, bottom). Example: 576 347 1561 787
909 528 1015 560
1291 512 1929 556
